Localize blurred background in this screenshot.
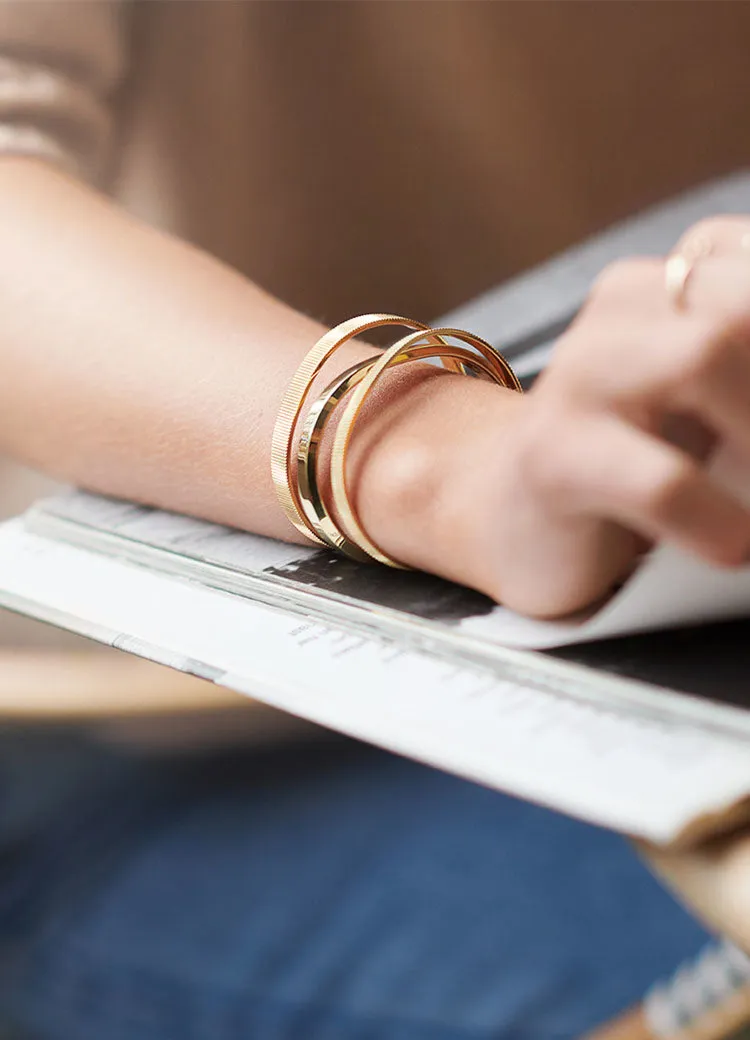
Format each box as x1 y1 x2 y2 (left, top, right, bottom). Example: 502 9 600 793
0 5 748 1037
5 0 750 718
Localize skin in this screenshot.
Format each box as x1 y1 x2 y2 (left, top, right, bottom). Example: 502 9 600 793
4 157 750 946
645 830 750 955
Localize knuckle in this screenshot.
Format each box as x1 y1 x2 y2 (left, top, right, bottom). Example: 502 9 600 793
680 216 728 248
673 316 750 390
717 295 750 339
515 413 581 502
590 259 637 298
689 257 750 333
590 257 662 302
678 323 731 383
677 214 750 256
631 456 697 523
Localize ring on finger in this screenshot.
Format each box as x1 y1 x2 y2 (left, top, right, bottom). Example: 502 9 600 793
665 233 714 310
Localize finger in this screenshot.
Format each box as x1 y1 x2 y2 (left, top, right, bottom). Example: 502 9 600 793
542 416 750 566
676 333 750 459
674 215 750 260
554 257 680 398
667 255 750 457
680 252 750 320
566 255 750 409
643 834 750 955
593 251 750 326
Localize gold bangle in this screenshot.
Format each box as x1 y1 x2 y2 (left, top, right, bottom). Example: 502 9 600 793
297 343 509 560
329 327 522 567
296 355 379 561
271 314 460 545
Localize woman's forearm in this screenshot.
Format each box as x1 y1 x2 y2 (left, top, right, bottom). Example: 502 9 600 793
0 159 396 541
17 160 747 623
0 159 526 593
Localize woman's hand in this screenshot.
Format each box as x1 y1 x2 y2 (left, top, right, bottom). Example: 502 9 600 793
353 217 750 617
644 828 750 955
6 159 750 623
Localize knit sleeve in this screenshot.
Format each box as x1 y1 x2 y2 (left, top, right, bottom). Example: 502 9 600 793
0 1 127 183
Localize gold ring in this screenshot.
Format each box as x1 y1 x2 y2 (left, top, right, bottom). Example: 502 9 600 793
665 233 713 309
664 253 692 309
328 327 522 567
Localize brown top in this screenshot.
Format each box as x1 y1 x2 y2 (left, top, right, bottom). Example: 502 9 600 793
1 0 750 324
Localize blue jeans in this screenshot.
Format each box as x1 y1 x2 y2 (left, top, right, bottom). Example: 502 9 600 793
0 729 709 1040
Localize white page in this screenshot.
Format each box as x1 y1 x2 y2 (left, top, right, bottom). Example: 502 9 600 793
467 447 750 648
2 518 750 844
31 484 750 651
461 546 750 649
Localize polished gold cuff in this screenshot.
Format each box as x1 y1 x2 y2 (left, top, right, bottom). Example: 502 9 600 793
296 342 512 563
270 314 456 546
328 326 522 568
272 315 522 570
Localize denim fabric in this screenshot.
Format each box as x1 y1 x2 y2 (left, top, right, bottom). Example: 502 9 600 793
0 729 709 1040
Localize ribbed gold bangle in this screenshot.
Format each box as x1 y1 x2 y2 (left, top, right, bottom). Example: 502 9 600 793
328 327 522 567
296 343 501 561
271 314 460 545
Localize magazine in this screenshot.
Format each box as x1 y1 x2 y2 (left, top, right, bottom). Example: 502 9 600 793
4 172 750 846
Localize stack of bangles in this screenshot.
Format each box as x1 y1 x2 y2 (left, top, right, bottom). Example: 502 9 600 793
271 313 523 570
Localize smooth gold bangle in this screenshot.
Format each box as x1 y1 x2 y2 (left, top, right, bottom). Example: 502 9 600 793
296 356 379 561
297 343 508 560
271 315 461 545
328 327 522 567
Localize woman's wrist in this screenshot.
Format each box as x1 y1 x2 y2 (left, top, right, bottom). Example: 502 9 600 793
333 367 524 588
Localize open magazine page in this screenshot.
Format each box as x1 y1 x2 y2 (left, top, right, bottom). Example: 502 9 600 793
3 494 750 846
5 172 750 843
16 170 750 660
26 486 750 651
